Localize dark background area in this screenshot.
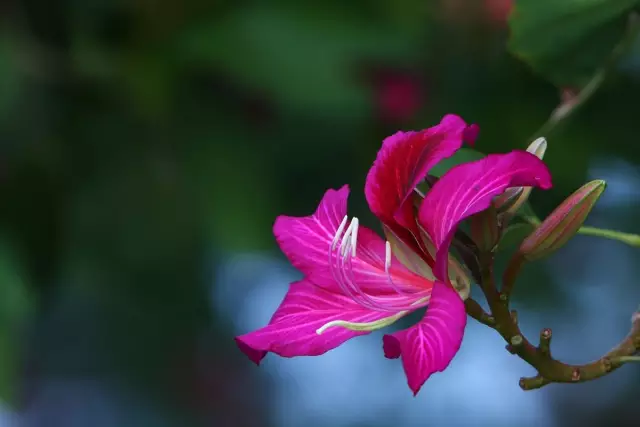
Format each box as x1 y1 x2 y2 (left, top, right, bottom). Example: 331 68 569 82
0 0 639 426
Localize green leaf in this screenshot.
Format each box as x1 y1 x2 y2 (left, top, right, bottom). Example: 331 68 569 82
508 0 639 87
429 148 485 178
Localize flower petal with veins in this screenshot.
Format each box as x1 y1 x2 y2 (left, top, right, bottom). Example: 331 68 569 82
236 280 400 364
383 281 467 395
418 150 552 283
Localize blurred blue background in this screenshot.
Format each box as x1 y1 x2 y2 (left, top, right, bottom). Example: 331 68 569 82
1 0 640 426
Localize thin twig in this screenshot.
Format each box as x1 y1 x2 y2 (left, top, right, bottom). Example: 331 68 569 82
464 298 495 327
477 251 640 391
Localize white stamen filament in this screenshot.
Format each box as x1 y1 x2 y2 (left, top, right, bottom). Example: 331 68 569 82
350 217 358 258
331 215 349 251
384 240 412 297
325 216 428 314
340 218 357 257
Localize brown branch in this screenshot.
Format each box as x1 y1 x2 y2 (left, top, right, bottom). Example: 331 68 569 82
470 252 640 391
461 10 640 391
465 297 495 327
501 252 525 301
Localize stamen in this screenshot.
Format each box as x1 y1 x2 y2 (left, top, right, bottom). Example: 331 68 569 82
328 217 376 310
350 217 359 257
341 248 398 312
331 215 349 251
340 219 356 257
326 217 431 313
383 240 411 297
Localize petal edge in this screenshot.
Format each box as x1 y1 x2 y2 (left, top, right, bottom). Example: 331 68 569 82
382 281 467 395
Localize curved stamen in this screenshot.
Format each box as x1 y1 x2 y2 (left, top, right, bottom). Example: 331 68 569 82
329 217 395 311
328 218 378 310
340 242 404 312
331 215 349 251
337 219 399 312
327 216 429 313
384 241 413 297
343 253 426 311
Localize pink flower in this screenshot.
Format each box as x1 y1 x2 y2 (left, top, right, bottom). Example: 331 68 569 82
235 115 552 395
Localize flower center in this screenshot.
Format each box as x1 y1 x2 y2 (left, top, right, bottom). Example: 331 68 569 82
327 216 429 313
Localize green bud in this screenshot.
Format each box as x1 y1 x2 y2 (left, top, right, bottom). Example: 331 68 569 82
519 180 606 261
494 137 547 214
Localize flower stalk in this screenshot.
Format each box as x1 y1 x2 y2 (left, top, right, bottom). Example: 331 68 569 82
470 18 640 384
467 245 640 391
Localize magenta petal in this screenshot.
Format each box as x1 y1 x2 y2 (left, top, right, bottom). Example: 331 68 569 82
274 185 428 295
274 185 348 282
382 334 402 359
235 280 395 364
418 150 552 283
462 123 479 145
382 281 467 396
364 114 470 232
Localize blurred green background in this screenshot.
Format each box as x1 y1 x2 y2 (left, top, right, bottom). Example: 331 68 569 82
1 0 640 426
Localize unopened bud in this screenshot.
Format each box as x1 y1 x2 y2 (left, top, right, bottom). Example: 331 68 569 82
526 137 547 159
494 137 547 214
519 180 606 261
470 204 500 252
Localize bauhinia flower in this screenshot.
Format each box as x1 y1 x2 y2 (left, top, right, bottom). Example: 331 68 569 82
235 114 552 395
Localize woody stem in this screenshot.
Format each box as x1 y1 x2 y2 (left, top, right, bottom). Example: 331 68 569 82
466 252 640 390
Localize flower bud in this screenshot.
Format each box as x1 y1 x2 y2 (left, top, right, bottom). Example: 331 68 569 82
525 136 548 159
494 137 547 214
519 180 606 261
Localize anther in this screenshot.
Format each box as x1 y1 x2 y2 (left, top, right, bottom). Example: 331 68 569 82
350 217 359 257
340 219 356 257
332 216 348 251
